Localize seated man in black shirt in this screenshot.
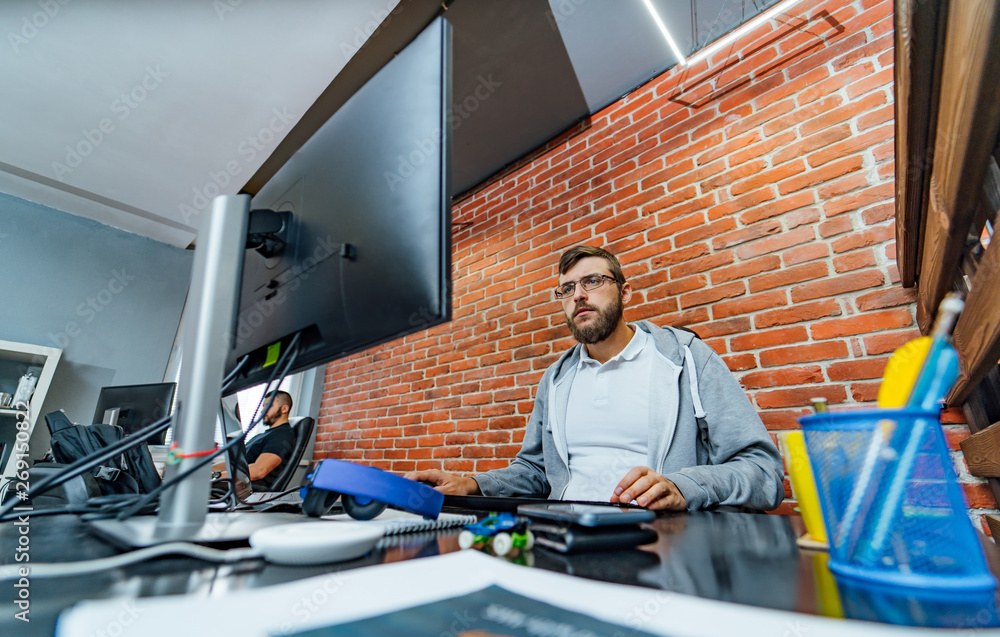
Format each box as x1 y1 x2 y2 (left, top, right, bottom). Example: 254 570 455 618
245 390 296 491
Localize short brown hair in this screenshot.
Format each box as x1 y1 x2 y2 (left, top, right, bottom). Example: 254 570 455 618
558 246 625 286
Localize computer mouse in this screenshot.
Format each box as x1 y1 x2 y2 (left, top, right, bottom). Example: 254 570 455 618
249 522 384 565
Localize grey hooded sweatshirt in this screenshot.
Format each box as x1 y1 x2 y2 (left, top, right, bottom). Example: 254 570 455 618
473 321 785 511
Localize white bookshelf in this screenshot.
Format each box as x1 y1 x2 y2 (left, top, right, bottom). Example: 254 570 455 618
0 340 61 494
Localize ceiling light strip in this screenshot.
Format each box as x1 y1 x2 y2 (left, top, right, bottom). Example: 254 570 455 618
685 0 809 67
641 0 687 65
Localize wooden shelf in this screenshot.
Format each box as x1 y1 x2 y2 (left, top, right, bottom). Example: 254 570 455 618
0 340 62 486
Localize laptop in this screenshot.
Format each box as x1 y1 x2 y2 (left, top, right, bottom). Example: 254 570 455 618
210 400 253 505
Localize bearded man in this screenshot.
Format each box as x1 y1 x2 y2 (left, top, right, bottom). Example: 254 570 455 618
244 390 296 490
407 246 784 511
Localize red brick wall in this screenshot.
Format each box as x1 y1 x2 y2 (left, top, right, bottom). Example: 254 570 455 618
314 0 997 528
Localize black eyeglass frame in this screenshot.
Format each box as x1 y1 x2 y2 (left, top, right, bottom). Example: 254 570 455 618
553 274 619 299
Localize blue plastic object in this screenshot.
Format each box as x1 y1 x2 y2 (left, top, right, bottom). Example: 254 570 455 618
302 458 444 519
836 577 1000 628
801 408 996 593
906 336 961 411
463 513 523 537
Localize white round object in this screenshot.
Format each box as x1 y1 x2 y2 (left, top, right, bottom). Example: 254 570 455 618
458 530 476 550
250 522 383 565
492 532 512 556
524 529 534 550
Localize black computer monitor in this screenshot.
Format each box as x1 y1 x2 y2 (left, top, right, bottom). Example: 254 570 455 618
92 383 176 445
222 17 452 393
87 17 452 548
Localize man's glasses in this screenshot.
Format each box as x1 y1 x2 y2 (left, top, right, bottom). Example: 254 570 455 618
553 274 618 299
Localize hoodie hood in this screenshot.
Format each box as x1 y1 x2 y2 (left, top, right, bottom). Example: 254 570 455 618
549 319 695 383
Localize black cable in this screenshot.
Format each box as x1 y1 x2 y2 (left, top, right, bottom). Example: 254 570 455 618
0 345 295 525
118 335 300 519
221 354 251 388
209 480 234 500
0 355 251 521
0 494 155 522
1 505 112 519
115 334 301 521
115 355 295 520
170 354 252 515
81 497 157 520
208 478 237 509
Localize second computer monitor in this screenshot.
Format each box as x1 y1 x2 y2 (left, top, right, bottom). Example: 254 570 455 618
92 382 176 445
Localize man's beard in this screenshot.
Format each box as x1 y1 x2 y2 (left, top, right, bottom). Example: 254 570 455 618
565 292 623 345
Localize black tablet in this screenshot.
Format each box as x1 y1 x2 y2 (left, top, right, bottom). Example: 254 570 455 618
517 503 655 527
441 495 646 513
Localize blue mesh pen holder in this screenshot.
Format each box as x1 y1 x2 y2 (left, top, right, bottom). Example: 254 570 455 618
800 407 997 593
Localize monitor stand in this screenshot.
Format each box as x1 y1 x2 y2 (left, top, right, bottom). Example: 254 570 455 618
88 195 305 548
101 407 121 427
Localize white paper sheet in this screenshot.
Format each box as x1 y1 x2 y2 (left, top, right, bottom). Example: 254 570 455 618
57 550 927 637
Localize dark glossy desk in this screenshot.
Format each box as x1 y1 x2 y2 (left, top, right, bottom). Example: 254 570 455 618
1 510 997 636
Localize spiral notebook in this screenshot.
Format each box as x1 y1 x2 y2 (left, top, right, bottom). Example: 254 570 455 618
325 509 477 535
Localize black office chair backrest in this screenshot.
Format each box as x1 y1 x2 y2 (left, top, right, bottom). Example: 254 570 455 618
266 416 316 492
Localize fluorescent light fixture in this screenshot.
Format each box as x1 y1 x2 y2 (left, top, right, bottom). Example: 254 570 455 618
641 0 687 65
685 0 809 67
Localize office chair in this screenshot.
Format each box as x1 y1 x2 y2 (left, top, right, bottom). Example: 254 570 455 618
265 416 316 492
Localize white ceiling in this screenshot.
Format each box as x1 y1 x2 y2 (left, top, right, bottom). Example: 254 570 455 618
0 0 398 247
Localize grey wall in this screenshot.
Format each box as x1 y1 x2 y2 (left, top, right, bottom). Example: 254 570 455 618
0 193 192 457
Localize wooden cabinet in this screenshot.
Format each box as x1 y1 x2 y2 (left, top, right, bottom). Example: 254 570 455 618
894 0 1000 524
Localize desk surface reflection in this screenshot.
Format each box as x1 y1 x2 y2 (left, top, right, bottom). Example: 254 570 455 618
1 509 996 636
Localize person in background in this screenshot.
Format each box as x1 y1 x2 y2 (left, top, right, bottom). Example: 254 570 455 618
244 390 296 490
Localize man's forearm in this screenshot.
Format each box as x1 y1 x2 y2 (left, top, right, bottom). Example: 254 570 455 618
248 453 282 481
472 458 550 497
665 453 783 511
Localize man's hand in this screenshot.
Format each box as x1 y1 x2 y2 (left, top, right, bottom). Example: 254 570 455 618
404 469 480 496
611 466 686 511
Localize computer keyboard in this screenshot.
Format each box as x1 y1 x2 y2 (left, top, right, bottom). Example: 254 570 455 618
243 490 304 507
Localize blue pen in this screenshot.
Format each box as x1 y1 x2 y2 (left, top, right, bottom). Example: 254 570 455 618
905 294 964 411
861 294 963 563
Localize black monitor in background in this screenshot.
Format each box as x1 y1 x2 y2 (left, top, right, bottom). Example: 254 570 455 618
222 17 453 393
92 383 176 445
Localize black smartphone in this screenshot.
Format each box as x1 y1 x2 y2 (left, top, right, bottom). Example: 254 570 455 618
517 503 655 527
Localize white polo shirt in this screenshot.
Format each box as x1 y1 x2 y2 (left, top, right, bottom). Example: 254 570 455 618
562 326 654 502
